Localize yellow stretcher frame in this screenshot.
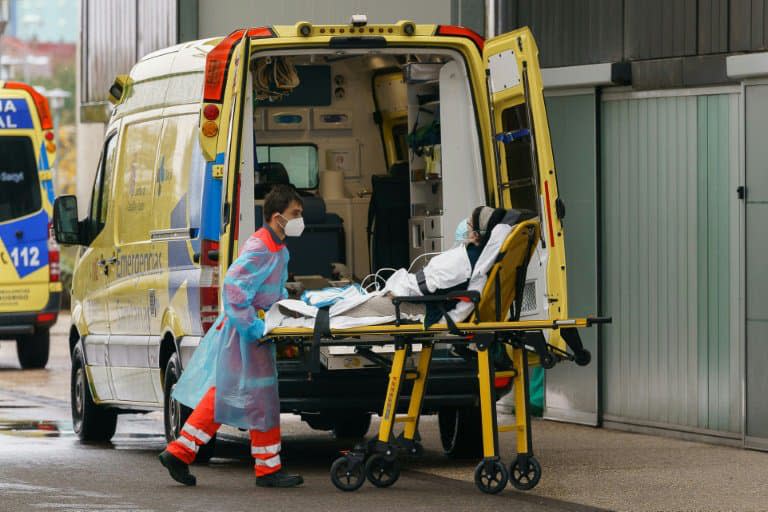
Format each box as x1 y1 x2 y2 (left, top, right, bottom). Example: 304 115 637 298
270 220 610 494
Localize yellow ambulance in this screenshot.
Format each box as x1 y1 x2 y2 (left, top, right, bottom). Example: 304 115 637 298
0 81 60 369
54 18 569 456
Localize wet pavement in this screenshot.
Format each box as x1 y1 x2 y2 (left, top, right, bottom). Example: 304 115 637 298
0 316 600 512
3 316 767 511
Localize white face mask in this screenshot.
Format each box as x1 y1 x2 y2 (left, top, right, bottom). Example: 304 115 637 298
279 214 305 237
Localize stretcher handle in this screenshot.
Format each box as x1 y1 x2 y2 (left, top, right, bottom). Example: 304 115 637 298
585 316 612 326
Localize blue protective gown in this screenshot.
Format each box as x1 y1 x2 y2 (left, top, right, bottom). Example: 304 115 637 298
172 227 289 430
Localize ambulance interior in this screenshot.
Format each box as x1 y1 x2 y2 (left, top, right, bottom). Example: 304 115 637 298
247 49 488 293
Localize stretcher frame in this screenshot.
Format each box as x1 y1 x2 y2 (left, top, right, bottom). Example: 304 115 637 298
270 220 610 494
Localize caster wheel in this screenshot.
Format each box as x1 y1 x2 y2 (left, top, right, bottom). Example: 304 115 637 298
574 349 591 366
473 459 508 494
365 454 401 488
541 353 556 369
330 456 365 492
509 456 541 490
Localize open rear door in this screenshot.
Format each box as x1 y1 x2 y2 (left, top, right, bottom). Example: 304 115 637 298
483 28 569 332
216 31 252 269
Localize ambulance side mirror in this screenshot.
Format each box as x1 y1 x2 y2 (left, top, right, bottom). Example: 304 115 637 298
53 195 83 245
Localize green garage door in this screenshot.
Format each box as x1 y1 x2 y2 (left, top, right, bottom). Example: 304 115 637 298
601 91 741 435
544 92 599 425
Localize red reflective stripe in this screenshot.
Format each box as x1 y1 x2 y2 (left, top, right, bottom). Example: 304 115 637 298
544 181 555 248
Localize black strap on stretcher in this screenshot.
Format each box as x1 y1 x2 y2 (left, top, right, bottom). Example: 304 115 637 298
392 290 481 335
308 306 331 376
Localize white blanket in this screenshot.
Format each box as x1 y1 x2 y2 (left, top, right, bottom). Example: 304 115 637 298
264 223 513 334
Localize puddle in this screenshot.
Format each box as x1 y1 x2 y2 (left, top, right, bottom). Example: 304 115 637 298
0 418 74 438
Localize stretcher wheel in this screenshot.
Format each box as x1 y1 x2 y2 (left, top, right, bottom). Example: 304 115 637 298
509 456 541 490
365 454 401 488
330 456 365 492
473 459 508 494
540 352 556 369
574 349 591 367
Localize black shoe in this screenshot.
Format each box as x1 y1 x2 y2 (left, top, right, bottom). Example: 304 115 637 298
159 450 197 486
255 470 304 488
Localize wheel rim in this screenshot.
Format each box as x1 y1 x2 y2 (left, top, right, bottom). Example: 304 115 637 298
366 455 399 486
510 458 540 489
475 461 508 494
168 382 181 440
73 366 85 432
333 459 361 489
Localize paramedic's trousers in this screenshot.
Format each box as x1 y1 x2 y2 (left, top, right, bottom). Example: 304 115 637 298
167 387 281 477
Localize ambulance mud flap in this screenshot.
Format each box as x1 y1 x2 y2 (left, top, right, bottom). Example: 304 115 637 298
308 306 331 376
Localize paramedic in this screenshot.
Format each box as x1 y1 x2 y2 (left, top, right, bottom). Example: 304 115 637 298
159 185 305 488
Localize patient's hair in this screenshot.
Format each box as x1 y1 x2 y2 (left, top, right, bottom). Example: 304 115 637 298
264 185 303 221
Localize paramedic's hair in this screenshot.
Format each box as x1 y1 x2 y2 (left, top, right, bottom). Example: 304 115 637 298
264 185 303 221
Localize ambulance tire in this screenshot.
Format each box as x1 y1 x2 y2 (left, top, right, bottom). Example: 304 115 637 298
16 329 50 369
163 352 216 463
71 344 118 442
438 406 483 459
332 411 372 440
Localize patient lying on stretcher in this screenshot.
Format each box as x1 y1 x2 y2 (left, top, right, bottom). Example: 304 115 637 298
264 207 532 334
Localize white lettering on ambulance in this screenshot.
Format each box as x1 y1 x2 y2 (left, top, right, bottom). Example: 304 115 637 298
2 100 18 113
0 115 19 128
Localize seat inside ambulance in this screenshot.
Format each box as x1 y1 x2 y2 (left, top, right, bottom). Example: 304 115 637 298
249 48 486 286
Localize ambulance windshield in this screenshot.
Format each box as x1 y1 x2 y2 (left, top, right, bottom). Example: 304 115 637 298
0 136 41 222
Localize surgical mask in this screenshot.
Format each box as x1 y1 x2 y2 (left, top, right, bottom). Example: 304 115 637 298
454 218 470 244
279 214 305 237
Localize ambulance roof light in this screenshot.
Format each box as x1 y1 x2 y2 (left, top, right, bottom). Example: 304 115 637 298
4 81 54 130
435 25 485 52
350 14 368 27
203 27 275 104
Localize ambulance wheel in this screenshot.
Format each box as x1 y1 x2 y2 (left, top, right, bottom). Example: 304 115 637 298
16 329 50 369
365 454 401 488
509 456 541 490
438 406 483 459
330 456 365 492
71 344 117 442
163 352 216 463
332 411 372 440
474 459 508 495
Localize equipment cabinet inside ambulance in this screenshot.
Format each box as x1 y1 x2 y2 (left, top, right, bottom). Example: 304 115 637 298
54 19 569 454
0 81 60 369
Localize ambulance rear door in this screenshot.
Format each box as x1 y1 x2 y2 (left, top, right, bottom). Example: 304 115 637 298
209 30 252 270
482 27 569 329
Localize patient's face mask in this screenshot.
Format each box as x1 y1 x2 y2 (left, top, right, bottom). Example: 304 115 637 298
455 218 470 244
278 214 305 237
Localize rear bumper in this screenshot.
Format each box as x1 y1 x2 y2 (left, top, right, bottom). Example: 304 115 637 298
277 355 511 415
0 291 61 338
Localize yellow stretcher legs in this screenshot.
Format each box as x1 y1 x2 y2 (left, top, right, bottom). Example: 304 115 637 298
325 317 609 494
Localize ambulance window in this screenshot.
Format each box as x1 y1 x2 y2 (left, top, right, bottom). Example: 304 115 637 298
255 145 319 189
0 136 41 222
500 104 537 212
116 120 162 243
88 135 117 236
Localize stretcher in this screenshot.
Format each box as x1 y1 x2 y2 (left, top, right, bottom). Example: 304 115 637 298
271 219 610 494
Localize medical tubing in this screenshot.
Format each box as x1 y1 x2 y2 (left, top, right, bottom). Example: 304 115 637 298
407 252 442 272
